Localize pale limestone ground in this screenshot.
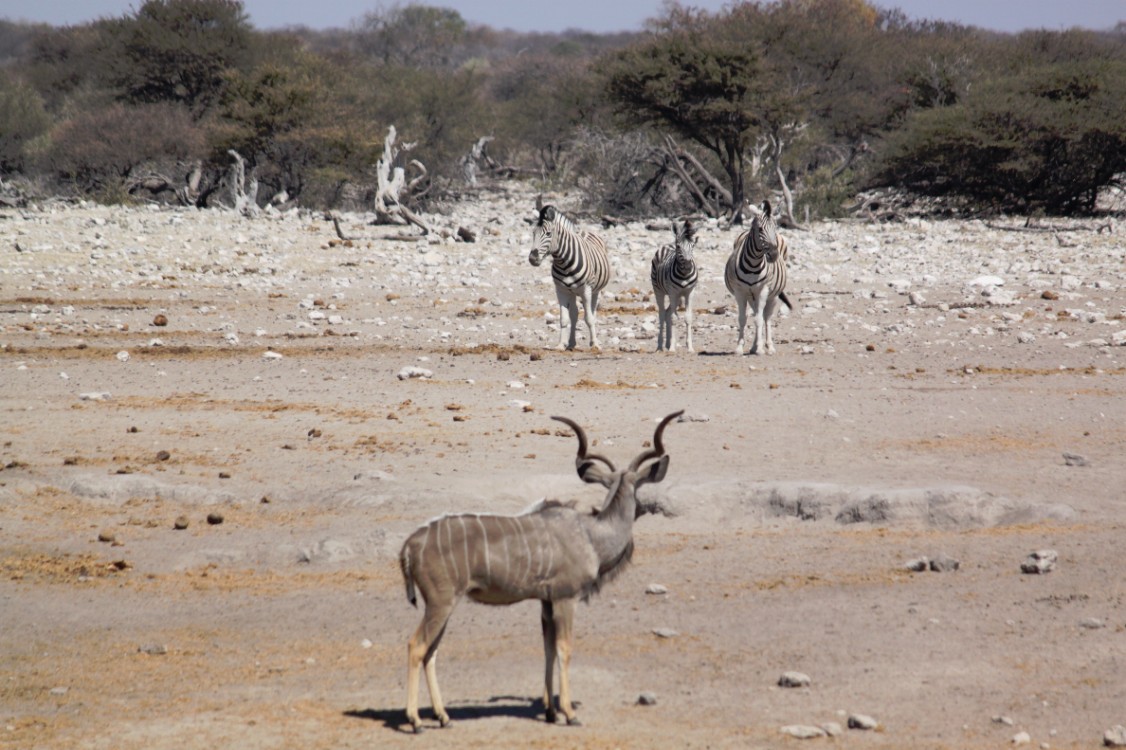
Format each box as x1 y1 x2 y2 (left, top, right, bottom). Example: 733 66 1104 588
2 191 1124 749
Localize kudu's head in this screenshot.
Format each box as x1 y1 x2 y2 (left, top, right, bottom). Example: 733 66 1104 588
551 411 682 517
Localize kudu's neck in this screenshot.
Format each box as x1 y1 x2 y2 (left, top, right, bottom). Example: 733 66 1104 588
584 473 639 562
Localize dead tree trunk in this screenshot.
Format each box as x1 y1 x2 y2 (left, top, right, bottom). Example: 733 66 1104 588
373 125 430 235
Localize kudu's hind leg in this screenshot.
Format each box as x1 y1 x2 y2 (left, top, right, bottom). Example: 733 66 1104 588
406 603 454 732
552 598 580 725
541 600 559 723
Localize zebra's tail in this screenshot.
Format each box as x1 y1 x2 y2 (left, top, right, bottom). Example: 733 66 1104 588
779 290 794 311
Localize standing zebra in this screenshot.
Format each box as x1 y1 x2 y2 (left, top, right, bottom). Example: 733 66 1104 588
724 200 793 355
528 202 613 350
650 219 699 352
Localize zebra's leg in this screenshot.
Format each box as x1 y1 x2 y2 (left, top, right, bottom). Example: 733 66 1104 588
762 293 779 354
750 289 767 355
564 296 580 350
583 286 599 350
683 290 694 353
654 288 668 351
734 292 748 355
666 291 678 352
552 286 573 350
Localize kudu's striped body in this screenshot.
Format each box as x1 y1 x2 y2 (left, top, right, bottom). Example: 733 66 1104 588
724 200 793 355
400 411 682 732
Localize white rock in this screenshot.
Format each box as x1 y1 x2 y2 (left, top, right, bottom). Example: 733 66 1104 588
781 725 826 739
397 366 432 380
263 351 283 360
115 350 130 362
969 275 1005 287
79 392 111 401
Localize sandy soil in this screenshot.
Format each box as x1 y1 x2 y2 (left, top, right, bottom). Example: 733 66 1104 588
2 188 1124 749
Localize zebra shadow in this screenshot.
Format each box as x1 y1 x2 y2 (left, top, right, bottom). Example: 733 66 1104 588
345 695 545 733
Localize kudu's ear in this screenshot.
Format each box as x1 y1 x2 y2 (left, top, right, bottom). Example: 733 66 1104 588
577 457 615 488
637 454 670 486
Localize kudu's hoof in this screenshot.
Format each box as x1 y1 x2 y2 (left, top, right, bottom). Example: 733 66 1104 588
566 716 583 727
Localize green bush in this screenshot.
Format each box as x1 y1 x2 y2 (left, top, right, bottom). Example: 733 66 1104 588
876 60 1126 214
0 75 51 171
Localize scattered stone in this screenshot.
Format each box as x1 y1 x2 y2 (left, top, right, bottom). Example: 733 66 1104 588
1105 725 1126 747
173 516 190 530
206 512 224 525
637 692 658 706
645 583 668 595
822 722 843 737
156 450 171 461
1017 331 1036 344
1012 730 1032 745
152 314 168 326
397 366 433 380
781 725 826 739
1079 617 1106 630
263 350 283 360
905 557 929 572
1062 452 1089 467
848 713 879 730
97 530 115 543
929 553 961 572
908 291 926 306
48 686 69 696
652 627 679 639
139 644 168 655
78 392 111 401
1021 550 1058 574
994 716 1016 726
116 350 130 362
1041 290 1059 300
675 412 710 423
778 671 811 688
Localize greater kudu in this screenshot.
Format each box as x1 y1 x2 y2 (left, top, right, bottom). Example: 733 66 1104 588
399 410 682 732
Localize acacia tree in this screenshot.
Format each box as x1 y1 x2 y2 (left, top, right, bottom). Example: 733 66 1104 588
104 0 252 112
601 7 770 219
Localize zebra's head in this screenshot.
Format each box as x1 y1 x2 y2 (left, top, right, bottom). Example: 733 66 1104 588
750 200 781 263
528 204 559 267
673 220 697 261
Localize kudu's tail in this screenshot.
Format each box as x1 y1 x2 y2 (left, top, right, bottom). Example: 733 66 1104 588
400 548 418 608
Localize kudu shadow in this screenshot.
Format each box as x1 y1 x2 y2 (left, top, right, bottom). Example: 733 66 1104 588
345 695 545 734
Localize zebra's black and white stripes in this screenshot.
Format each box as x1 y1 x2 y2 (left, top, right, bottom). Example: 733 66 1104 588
528 203 613 350
724 200 792 355
650 219 699 352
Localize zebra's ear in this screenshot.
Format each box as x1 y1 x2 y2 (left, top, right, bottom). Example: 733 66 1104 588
761 200 772 218
535 194 544 212
682 220 695 243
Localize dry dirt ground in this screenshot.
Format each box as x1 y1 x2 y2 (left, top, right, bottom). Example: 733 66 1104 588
2 188 1124 749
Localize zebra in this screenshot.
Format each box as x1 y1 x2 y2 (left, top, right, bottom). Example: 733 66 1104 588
724 200 793 355
650 219 699 352
528 202 613 350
